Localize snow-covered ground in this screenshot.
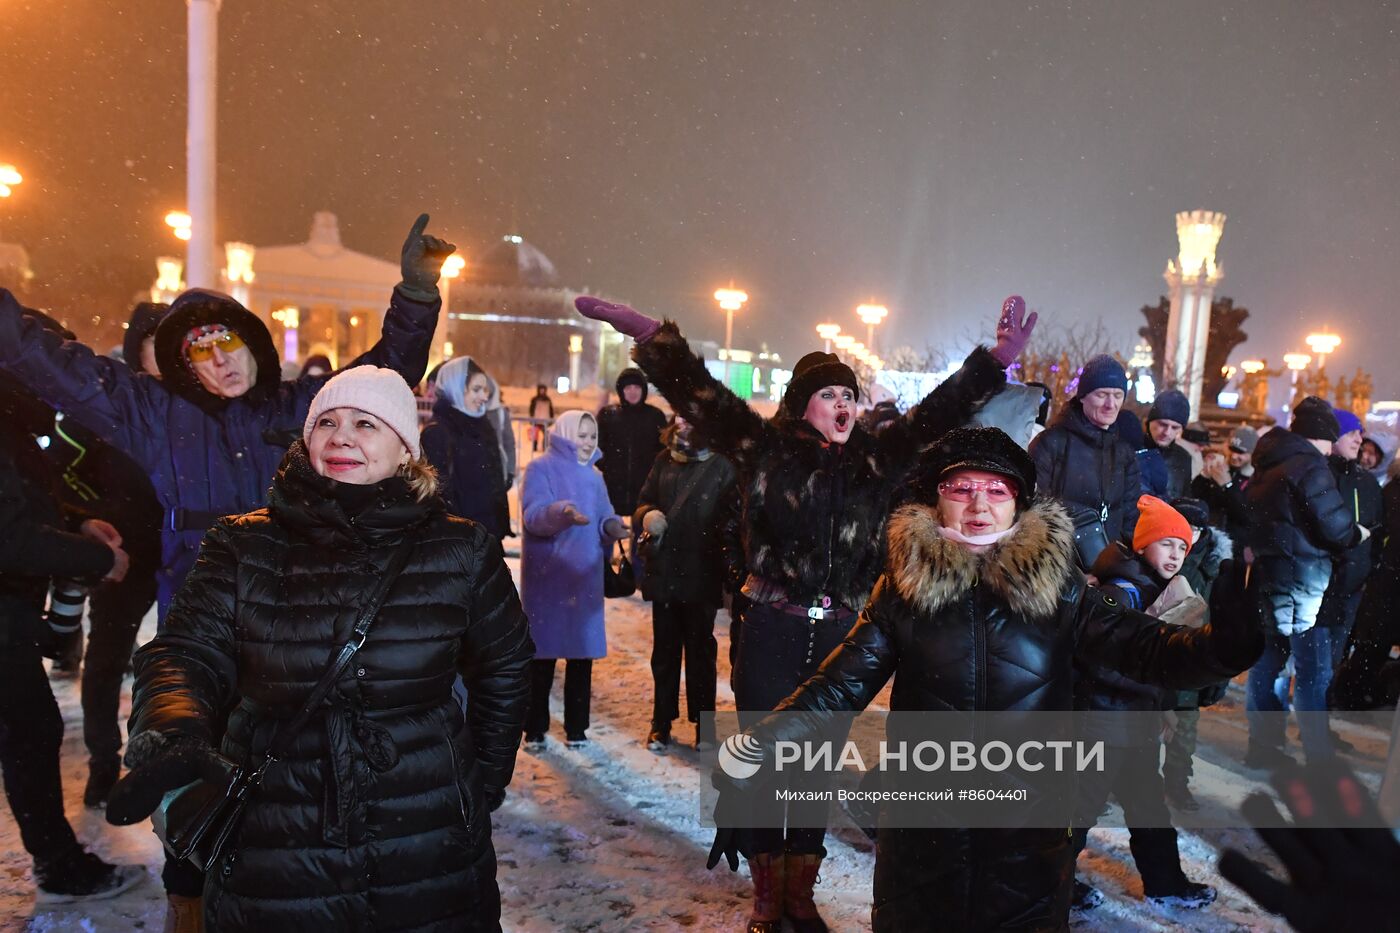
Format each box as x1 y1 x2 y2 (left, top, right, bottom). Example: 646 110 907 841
5 555 1389 931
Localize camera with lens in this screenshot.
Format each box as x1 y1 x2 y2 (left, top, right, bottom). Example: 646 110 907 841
41 580 88 662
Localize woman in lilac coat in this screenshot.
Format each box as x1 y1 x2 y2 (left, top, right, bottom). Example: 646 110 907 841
520 410 629 748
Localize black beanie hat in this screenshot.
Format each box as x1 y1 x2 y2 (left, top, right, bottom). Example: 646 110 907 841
1147 389 1190 427
783 351 859 416
1291 395 1341 442
122 301 170 373
910 426 1037 509
1169 496 1210 529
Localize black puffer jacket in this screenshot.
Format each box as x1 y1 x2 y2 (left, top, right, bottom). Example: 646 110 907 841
634 448 737 606
1076 543 1169 745
751 499 1259 931
1331 478 1400 708
596 370 668 515
127 444 534 931
420 396 511 539
633 321 1006 611
1029 403 1142 550
1244 427 1360 633
1315 454 1384 628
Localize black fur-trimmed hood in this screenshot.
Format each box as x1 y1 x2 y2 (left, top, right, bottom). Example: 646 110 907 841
886 498 1075 621
153 289 281 412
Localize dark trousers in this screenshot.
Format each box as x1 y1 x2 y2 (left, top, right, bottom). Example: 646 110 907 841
732 601 854 856
650 600 718 728
526 659 593 735
83 565 157 763
1071 743 1186 894
0 645 81 863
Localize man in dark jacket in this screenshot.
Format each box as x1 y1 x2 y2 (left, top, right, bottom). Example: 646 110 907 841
1029 354 1142 565
1191 425 1255 538
0 378 144 902
1144 389 1193 498
634 417 737 751
1244 397 1365 766
1316 408 1384 659
597 367 667 515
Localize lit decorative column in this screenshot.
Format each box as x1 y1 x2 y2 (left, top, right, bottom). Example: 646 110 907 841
186 0 222 288
152 256 186 303
223 242 254 308
1162 210 1226 416
568 334 583 391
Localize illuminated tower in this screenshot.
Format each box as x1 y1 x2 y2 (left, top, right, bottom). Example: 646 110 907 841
1162 210 1226 416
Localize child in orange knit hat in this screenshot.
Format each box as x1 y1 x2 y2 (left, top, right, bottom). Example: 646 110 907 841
1070 495 1217 913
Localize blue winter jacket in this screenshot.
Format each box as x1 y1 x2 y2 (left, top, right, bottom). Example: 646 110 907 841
0 286 438 615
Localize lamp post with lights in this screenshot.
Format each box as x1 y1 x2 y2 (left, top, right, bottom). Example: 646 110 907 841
714 286 748 388
1305 332 1341 370
816 323 841 353
856 303 888 352
431 253 466 370
1284 352 1312 412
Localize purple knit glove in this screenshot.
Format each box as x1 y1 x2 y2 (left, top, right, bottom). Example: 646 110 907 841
990 295 1039 366
574 296 662 343
539 501 589 535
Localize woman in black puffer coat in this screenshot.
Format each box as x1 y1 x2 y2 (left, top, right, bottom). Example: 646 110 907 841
108 367 535 932
717 428 1261 932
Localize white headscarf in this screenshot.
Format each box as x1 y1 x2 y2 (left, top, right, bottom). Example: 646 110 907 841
435 355 500 417
551 409 595 446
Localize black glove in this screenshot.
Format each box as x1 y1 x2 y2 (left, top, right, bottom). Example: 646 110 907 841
484 786 506 813
1218 760 1400 932
397 213 458 302
105 733 234 827
706 770 758 872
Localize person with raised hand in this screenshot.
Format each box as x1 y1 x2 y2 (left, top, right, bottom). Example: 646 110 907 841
576 292 1034 932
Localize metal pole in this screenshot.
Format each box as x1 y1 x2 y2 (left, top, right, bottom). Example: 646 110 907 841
723 306 734 390
186 0 222 288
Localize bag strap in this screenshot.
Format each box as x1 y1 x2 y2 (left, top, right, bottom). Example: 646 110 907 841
667 455 723 525
253 536 417 777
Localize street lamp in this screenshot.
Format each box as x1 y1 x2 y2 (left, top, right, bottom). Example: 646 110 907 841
816 323 841 353
1305 332 1341 369
0 163 21 199
434 253 466 369
833 334 855 352
1284 352 1312 411
1240 360 1265 375
165 210 193 242
856 303 888 351
714 286 748 388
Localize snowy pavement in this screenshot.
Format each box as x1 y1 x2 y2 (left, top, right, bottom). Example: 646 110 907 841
5 555 1383 930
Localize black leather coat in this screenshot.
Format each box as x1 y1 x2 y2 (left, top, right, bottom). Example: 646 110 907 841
127 444 534 931
751 499 1258 932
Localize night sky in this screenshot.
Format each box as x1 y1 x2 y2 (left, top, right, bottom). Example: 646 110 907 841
3 2 1398 397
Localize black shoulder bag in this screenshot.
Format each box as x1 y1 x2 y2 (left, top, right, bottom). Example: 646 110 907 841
153 537 417 872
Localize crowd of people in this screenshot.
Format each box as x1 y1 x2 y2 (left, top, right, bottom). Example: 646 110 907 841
0 257 1396 931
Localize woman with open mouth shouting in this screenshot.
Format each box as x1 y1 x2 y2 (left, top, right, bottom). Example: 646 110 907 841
575 293 1037 932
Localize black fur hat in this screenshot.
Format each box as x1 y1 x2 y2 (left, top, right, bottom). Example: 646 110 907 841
910 426 1037 509
122 301 170 373
783 351 859 416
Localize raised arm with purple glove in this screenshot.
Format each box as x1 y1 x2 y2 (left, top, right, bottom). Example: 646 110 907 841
575 297 662 344
990 295 1038 367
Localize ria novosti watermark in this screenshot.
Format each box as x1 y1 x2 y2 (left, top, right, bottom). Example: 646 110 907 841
700 710 1400 830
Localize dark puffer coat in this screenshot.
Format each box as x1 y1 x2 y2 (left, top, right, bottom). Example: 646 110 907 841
1029 403 1142 550
1243 427 1360 633
596 370 668 515
1331 478 1400 708
1315 453 1384 629
0 398 114 649
1151 438 1194 500
0 287 437 614
420 395 511 539
127 444 534 931
632 321 1006 611
633 448 737 606
750 499 1259 931
1076 543 1169 745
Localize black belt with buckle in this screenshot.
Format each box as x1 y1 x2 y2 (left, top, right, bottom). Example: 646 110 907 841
166 507 235 532
772 599 854 622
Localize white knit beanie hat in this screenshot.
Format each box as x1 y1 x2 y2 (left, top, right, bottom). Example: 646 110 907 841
303 366 422 458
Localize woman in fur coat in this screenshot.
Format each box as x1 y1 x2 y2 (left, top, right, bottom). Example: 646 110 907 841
575 294 1036 932
710 427 1263 932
